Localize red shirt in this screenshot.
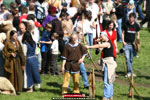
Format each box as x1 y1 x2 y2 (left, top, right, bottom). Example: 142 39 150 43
101 30 117 58
19 14 28 22
34 21 42 28
106 29 117 58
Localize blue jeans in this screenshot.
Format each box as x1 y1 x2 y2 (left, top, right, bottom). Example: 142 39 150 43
36 53 42 69
123 45 133 74
135 1 145 20
85 33 93 56
85 33 93 46
117 18 122 42
104 65 113 99
68 63 89 88
80 63 89 87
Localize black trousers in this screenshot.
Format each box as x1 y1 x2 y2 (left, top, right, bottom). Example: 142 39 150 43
141 14 150 28
41 51 50 74
58 37 65 55
49 54 59 74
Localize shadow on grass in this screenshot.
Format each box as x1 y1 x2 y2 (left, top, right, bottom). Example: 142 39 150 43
137 75 150 80
116 71 125 76
46 82 62 88
120 94 150 100
40 88 61 95
86 72 103 78
80 91 103 99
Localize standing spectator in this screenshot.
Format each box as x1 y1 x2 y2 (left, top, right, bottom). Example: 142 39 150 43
115 0 124 42
40 23 52 74
49 33 59 75
122 13 140 78
122 12 140 97
77 31 89 89
42 5 57 28
18 22 27 47
19 6 28 22
0 33 6 76
62 13 73 44
51 12 64 55
102 0 116 30
101 21 118 60
134 0 145 20
83 11 96 57
0 4 10 21
61 33 87 95
28 3 35 15
87 0 99 21
96 0 103 32
12 8 20 32
140 0 150 30
3 30 26 92
87 0 99 39
22 31 41 92
123 0 136 24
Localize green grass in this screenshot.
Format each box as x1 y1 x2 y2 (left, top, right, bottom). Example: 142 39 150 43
116 29 150 84
0 29 150 100
0 75 150 100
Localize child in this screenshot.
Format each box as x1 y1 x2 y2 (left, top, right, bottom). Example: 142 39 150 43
40 23 52 74
49 33 59 75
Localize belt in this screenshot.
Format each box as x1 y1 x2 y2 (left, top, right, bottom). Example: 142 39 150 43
27 55 36 59
126 42 133 45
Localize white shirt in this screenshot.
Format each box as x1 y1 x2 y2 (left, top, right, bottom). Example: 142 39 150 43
51 40 59 55
83 19 94 34
18 34 27 56
0 42 4 50
86 3 99 38
87 3 99 21
0 10 10 21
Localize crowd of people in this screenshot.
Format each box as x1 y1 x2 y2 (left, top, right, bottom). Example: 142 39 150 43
0 0 149 99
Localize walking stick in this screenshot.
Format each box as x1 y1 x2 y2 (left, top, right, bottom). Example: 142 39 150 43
120 51 143 100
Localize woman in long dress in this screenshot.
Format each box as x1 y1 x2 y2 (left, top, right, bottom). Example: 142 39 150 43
22 31 41 92
3 30 26 92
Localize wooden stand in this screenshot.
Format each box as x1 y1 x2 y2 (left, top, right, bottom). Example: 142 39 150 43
89 69 96 98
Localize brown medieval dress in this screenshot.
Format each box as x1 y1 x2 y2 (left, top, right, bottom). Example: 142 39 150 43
3 40 25 92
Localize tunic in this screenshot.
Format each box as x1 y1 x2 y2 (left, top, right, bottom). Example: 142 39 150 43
62 43 87 72
3 40 25 92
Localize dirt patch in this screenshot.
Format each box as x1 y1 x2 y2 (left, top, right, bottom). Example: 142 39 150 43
57 61 150 88
84 62 150 88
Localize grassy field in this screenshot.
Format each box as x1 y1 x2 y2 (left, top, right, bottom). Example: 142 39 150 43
0 29 150 100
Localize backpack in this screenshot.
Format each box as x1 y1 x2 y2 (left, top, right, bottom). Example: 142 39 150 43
34 5 46 24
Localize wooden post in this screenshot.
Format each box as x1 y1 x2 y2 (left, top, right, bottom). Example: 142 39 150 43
89 69 96 97
132 73 134 100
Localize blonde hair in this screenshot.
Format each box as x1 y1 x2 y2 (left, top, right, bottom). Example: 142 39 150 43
128 3 135 9
0 32 6 43
110 14 117 22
